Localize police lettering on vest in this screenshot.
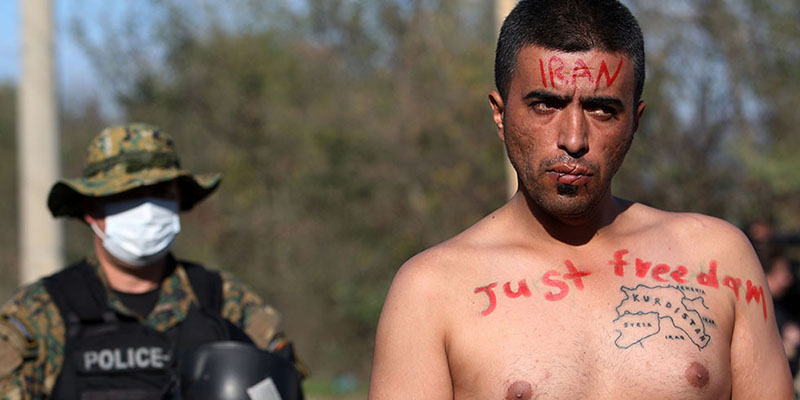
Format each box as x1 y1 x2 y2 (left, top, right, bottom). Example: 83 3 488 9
81 346 171 373
43 260 237 399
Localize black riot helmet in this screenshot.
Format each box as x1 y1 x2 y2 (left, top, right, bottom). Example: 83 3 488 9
179 341 303 400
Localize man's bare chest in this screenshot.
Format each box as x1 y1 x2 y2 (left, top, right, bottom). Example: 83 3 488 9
444 248 768 399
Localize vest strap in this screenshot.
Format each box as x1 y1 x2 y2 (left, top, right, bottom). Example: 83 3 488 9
182 261 222 313
44 260 108 324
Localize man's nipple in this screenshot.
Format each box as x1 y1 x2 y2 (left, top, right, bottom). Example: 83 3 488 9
684 361 710 388
505 381 533 400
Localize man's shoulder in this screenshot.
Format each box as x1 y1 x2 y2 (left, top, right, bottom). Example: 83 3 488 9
390 234 492 308
400 232 483 274
393 203 539 287
215 269 262 302
625 202 743 237
624 203 755 266
203 267 285 351
650 202 742 229
172 259 267 310
1 280 56 320
0 279 62 365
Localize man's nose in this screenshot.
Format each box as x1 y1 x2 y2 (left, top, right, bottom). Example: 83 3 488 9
557 106 589 158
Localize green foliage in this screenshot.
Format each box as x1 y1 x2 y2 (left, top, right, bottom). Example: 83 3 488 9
72 0 503 374
15 0 794 378
616 0 800 229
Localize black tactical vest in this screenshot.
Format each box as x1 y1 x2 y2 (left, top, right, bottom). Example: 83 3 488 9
43 259 244 400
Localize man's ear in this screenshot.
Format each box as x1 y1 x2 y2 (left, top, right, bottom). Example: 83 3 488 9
633 100 647 133
81 198 103 228
489 90 506 142
84 213 98 226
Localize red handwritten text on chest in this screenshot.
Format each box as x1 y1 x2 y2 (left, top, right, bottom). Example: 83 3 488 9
473 249 768 320
610 249 767 320
474 260 590 314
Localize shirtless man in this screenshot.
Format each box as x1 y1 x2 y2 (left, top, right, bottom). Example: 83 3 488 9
369 0 794 399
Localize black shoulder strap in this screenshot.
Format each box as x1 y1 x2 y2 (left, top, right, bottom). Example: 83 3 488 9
43 260 108 323
181 261 223 313
180 261 254 344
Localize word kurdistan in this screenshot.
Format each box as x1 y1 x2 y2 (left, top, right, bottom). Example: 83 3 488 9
613 284 710 349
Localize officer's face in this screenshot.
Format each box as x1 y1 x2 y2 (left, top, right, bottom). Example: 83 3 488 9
83 180 180 231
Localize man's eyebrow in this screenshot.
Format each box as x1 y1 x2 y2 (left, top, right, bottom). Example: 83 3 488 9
522 90 572 103
579 95 625 110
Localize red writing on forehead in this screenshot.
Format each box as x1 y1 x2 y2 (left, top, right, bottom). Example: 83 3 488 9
572 59 594 86
538 56 624 89
596 59 623 89
547 56 568 88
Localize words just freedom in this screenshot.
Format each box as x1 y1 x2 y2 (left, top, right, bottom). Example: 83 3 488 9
473 249 768 319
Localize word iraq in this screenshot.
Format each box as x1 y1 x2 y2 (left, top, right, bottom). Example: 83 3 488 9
474 249 767 320
82 346 170 373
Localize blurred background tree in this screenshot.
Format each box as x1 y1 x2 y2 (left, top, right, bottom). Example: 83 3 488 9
2 0 799 393
68 0 503 378
616 0 800 227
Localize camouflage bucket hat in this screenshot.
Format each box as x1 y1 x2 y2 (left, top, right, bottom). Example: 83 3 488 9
47 123 221 218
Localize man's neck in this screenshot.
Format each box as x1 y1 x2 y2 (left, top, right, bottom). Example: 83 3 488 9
511 190 630 247
94 240 168 294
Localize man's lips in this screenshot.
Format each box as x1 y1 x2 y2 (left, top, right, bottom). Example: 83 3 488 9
546 164 593 185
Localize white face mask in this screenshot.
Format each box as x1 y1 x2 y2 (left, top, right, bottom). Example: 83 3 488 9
90 197 181 267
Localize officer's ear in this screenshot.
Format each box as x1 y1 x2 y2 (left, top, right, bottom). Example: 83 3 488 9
81 198 104 227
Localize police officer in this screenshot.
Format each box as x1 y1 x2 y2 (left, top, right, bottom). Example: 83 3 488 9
0 123 305 399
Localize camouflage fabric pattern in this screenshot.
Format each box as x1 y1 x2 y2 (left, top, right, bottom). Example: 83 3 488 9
0 283 65 400
47 123 221 218
0 256 283 400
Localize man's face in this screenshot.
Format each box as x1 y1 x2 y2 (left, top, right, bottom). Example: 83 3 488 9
83 180 182 269
84 180 181 230
490 45 646 222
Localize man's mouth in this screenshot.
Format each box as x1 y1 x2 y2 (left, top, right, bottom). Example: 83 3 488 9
546 164 593 186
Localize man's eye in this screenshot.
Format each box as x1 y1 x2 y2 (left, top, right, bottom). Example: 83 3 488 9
531 102 557 113
152 185 178 199
587 107 616 120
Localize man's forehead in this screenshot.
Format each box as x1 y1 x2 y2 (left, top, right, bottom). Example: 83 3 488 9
513 46 635 96
518 45 624 61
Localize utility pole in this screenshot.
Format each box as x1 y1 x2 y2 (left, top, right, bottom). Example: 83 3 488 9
18 0 62 284
495 0 518 199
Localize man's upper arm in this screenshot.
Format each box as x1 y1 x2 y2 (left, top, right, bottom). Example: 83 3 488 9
220 271 282 350
0 316 28 400
369 257 453 400
0 283 61 400
219 272 307 376
728 236 795 399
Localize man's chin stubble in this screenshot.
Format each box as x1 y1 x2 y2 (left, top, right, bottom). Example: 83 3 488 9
556 183 579 196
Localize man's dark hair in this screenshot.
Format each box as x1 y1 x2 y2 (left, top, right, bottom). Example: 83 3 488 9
495 0 645 103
